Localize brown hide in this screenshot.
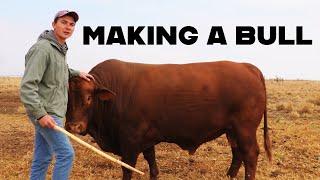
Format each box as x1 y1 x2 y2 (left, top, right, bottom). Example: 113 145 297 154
66 60 271 180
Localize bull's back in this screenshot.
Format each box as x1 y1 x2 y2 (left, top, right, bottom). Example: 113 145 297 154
134 61 265 113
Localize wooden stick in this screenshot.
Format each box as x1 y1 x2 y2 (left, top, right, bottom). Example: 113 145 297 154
54 126 144 175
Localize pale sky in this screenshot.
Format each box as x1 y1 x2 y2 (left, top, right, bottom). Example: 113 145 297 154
0 0 319 80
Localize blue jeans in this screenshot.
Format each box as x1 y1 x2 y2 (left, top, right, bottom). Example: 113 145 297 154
29 115 74 180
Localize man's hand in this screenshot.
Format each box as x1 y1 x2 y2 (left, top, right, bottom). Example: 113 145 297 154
79 72 94 82
38 115 56 129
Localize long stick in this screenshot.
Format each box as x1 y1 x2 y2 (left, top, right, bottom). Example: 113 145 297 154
54 126 144 175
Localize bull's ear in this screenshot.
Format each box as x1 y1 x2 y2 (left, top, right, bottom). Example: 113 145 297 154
95 88 116 101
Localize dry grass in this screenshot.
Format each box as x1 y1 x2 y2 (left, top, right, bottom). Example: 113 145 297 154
0 77 319 179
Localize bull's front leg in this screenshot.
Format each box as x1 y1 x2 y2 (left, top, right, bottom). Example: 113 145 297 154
121 152 139 180
143 146 159 180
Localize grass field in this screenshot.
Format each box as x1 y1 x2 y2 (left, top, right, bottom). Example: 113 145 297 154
0 77 319 179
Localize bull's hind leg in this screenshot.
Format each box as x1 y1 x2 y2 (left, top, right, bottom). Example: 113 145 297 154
236 128 260 180
226 131 243 178
143 146 159 180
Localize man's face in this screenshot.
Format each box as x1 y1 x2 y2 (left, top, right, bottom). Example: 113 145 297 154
52 16 76 42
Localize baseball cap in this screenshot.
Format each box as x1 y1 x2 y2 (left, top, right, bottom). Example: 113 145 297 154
54 10 79 22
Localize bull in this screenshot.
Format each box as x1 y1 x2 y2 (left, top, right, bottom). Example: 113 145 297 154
66 59 272 180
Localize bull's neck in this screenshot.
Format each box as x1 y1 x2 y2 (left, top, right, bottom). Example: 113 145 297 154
90 63 138 115
87 98 121 155
87 66 137 155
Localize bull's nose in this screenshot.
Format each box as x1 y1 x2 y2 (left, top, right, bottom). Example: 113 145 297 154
65 122 85 134
75 124 83 132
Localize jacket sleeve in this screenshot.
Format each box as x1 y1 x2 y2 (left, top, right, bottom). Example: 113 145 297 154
68 66 80 79
20 47 48 120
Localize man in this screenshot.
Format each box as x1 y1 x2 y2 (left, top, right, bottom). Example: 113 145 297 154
20 10 93 180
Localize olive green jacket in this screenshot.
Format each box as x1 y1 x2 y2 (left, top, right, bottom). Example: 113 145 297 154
20 30 80 120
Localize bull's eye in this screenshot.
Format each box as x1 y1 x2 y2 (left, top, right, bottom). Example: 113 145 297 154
87 95 92 101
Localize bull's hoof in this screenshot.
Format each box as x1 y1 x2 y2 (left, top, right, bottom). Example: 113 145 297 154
227 174 238 180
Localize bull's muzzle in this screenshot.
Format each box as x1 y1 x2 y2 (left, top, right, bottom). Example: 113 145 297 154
65 122 87 135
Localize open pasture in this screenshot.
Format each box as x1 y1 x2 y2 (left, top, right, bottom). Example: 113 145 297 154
0 77 319 179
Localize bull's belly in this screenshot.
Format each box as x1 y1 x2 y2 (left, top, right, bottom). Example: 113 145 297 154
157 114 230 154
162 126 227 154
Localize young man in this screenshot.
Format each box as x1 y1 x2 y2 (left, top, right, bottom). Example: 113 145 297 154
20 10 93 180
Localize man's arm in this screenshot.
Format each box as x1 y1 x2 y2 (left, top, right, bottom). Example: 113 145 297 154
68 67 80 78
20 47 48 120
68 65 94 81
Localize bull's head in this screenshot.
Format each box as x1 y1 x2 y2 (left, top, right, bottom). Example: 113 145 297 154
65 76 115 135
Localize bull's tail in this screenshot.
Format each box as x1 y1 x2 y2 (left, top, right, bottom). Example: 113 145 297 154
264 107 272 162
260 69 272 162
